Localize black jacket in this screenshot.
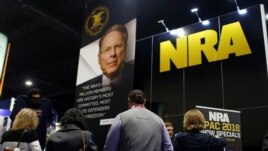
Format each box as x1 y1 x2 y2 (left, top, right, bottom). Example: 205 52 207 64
46 124 98 151
173 131 227 151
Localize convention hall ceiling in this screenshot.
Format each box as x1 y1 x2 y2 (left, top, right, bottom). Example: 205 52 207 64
0 0 85 111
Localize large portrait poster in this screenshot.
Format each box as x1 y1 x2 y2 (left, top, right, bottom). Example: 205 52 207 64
196 106 242 151
75 0 136 149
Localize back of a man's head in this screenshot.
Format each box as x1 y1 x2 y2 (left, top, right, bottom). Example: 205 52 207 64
128 89 146 104
27 88 42 108
27 88 41 99
165 121 173 127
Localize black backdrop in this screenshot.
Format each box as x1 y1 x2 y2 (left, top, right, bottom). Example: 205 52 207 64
77 0 268 150
135 3 268 151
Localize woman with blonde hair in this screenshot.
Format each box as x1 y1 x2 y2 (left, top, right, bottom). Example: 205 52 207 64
0 108 41 151
173 109 227 151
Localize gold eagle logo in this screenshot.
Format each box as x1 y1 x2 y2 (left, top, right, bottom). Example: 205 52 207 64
85 6 110 36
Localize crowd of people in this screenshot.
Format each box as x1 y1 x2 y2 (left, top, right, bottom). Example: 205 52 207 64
0 88 231 151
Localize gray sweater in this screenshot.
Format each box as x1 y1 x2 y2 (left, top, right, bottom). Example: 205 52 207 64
119 108 163 151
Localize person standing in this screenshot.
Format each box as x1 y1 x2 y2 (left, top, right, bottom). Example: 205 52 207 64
104 89 173 151
10 88 53 150
46 108 97 151
173 109 227 151
0 108 41 151
165 121 175 143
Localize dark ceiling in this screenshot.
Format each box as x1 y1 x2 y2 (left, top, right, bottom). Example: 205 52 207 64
0 0 267 115
0 0 85 113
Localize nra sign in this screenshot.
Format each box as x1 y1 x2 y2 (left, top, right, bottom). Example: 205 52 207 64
160 22 251 72
153 5 268 74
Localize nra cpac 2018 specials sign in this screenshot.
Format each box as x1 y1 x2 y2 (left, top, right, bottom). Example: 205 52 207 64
196 106 241 151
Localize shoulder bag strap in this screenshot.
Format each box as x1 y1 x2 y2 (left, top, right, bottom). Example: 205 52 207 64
82 131 89 151
81 131 86 151
17 130 27 148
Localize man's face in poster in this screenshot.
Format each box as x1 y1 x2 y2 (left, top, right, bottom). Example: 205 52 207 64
98 30 126 79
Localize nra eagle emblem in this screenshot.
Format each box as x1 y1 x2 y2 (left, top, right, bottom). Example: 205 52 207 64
85 6 110 36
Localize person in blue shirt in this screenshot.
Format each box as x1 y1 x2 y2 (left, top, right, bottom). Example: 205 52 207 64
104 89 173 151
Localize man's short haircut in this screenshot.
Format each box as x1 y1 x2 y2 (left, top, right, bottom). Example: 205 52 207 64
99 24 128 49
183 109 206 131
164 121 173 127
128 89 146 104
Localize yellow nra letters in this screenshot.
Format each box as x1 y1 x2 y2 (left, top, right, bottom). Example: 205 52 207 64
160 21 252 72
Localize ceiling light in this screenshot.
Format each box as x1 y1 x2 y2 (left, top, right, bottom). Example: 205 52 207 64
25 80 32 86
191 8 198 13
191 7 202 22
238 9 247 15
170 28 186 37
202 20 210 26
158 20 170 32
233 0 247 15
